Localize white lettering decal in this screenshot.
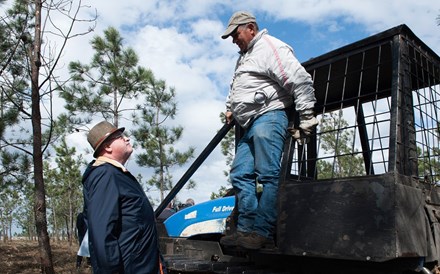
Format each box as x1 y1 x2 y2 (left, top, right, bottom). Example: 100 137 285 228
184 210 197 219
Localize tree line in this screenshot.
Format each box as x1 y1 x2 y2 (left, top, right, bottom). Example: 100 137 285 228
1 1 439 273
0 0 195 272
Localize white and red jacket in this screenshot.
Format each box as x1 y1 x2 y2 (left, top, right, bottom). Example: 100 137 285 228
226 29 316 128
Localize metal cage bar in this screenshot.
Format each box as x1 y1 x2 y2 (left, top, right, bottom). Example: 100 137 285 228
286 25 440 181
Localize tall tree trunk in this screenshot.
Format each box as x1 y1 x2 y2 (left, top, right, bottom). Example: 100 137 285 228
2 216 6 243
69 187 74 246
113 88 118 127
52 204 58 242
8 217 12 240
31 1 54 273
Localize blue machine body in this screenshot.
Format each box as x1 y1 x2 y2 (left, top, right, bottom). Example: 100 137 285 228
164 196 235 238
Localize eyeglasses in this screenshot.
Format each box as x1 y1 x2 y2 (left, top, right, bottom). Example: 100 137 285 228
107 132 126 143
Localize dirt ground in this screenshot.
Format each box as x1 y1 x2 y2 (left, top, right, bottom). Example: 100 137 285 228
0 239 92 274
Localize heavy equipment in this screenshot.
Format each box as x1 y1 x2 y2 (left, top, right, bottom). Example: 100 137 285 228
155 24 440 274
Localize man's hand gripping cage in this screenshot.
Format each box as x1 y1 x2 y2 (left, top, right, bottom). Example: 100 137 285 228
287 112 318 145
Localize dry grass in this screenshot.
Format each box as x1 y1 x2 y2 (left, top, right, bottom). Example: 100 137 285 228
0 239 92 274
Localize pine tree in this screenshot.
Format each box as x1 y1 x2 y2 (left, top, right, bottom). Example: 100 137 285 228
317 111 365 178
60 27 153 128
0 0 96 272
44 138 84 245
211 112 235 199
0 151 31 240
132 78 195 203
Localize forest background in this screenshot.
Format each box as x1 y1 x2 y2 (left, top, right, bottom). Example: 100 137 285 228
0 0 439 273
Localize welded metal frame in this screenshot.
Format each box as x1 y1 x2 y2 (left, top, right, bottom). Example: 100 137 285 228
159 25 440 273
277 25 440 266
282 25 440 183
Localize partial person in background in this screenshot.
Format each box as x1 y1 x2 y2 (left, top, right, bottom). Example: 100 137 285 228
82 120 167 274
75 211 89 269
185 198 195 207
220 11 317 250
157 202 176 222
178 198 195 210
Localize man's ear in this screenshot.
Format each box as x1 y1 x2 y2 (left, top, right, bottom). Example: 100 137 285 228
102 142 113 154
248 23 257 35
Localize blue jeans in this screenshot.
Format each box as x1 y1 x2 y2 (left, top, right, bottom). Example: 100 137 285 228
230 109 288 239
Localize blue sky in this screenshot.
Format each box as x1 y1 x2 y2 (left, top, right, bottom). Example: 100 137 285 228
120 1 439 205
3 0 440 206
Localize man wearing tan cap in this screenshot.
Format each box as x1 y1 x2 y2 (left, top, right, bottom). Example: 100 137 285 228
82 121 166 273
220 11 318 249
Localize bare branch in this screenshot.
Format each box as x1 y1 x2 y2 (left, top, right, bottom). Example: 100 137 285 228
39 0 97 89
1 138 32 156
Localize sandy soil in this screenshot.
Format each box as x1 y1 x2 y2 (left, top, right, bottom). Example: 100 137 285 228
0 240 92 274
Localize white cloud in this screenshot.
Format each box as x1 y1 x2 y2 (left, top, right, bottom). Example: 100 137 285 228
255 0 440 53
3 0 440 205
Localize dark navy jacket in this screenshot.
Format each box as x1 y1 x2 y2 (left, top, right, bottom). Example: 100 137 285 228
82 157 163 274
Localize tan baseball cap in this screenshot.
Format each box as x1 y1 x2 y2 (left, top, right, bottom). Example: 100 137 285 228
87 121 125 157
221 11 256 39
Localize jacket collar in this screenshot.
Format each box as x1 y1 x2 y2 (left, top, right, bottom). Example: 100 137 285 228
240 29 268 54
93 156 128 172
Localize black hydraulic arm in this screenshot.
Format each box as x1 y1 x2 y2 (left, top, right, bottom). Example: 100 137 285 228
154 121 235 218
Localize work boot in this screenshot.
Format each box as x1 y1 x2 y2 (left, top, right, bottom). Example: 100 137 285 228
237 232 274 249
220 231 248 246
